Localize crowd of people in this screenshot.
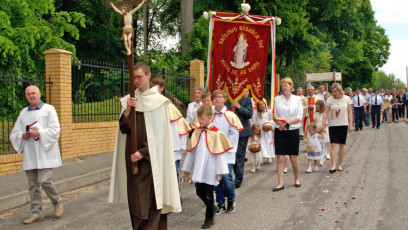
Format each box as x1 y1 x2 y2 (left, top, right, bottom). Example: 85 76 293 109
11 63 408 229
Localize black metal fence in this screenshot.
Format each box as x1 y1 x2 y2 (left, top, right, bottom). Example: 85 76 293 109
0 72 52 155
154 71 194 117
71 60 194 122
72 60 127 123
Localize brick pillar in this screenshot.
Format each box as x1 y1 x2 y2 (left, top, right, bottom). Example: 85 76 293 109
189 59 205 102
44 48 73 159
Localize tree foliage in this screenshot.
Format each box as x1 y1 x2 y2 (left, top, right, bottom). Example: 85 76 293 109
0 0 85 74
1 0 391 88
184 0 390 88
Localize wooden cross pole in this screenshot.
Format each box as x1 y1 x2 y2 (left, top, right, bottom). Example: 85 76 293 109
109 0 151 175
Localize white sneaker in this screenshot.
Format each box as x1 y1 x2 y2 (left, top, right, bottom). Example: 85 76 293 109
250 167 256 173
319 159 324 166
256 164 261 170
284 167 288 173
313 166 319 172
326 154 331 160
306 167 312 173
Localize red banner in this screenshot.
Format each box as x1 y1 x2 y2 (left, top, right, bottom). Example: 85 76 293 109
210 20 270 103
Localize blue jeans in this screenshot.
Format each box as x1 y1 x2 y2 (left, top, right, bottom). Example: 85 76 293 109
175 160 180 187
234 136 248 185
364 109 371 126
215 164 235 205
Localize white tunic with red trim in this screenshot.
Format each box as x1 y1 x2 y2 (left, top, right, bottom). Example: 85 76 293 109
212 106 243 164
181 124 230 186
168 103 191 161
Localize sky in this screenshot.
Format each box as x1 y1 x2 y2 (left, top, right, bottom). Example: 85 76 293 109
371 0 408 84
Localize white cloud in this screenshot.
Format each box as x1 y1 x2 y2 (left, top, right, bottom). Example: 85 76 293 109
371 0 408 23
380 39 408 84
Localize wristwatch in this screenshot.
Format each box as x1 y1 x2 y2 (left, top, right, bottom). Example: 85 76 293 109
285 123 289 130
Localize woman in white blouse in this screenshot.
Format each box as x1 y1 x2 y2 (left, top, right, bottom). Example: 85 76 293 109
272 78 303 192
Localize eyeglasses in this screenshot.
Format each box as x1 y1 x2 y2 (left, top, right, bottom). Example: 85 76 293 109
213 96 225 99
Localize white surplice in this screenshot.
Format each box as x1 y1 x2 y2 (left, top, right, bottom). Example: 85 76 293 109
211 106 239 164
170 121 188 161
10 104 62 170
181 130 229 186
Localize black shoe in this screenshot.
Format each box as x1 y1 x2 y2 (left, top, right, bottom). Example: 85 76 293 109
329 169 337 174
201 219 214 229
215 203 225 215
355 129 359 131
295 183 301 188
272 186 284 192
377 127 380 129
234 183 241 189
226 198 235 214
372 125 375 128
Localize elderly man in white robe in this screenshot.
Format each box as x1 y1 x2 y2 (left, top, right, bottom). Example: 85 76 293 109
10 85 63 224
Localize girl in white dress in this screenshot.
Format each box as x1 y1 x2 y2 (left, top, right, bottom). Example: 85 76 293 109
305 123 323 173
313 100 330 165
247 123 263 172
252 99 275 163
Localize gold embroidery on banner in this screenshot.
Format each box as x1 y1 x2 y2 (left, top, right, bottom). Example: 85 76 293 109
216 74 225 89
252 77 262 95
227 76 248 96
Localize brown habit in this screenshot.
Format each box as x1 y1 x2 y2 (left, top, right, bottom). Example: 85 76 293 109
119 112 167 230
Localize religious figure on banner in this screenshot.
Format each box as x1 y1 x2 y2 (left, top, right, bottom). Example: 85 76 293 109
110 0 146 55
230 33 250 69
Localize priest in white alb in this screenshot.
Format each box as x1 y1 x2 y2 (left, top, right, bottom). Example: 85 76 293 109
10 85 63 225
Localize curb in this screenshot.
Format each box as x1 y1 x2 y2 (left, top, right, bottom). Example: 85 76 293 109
0 167 111 213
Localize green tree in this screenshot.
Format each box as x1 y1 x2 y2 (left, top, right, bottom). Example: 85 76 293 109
0 0 85 74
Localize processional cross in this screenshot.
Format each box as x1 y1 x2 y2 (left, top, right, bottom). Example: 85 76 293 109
109 0 149 175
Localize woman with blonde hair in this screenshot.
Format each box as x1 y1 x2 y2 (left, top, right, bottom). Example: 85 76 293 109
272 77 303 191
321 83 353 173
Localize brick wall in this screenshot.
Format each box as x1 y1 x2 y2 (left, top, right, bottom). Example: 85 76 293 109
0 49 204 176
190 59 205 102
0 49 117 176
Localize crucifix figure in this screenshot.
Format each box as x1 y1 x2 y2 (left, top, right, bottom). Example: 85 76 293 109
110 0 146 55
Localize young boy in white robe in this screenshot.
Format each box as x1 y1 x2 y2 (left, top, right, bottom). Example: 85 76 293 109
211 90 243 214
182 104 231 229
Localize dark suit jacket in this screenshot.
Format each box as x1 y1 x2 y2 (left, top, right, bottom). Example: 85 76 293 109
226 97 253 138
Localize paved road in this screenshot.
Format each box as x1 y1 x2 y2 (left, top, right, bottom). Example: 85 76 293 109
1 122 407 230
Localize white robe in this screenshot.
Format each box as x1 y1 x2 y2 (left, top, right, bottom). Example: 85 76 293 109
170 121 187 161
109 86 181 214
252 110 275 159
181 131 229 186
211 106 240 164
10 104 62 170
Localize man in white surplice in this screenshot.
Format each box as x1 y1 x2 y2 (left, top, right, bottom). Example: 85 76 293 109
10 85 63 224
